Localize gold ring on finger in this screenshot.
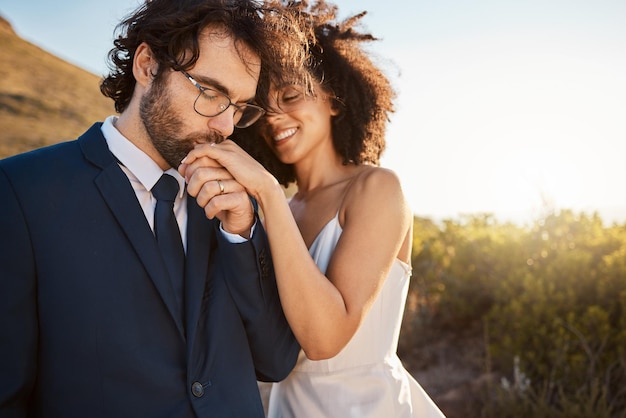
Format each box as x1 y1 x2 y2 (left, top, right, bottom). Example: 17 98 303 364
216 179 225 194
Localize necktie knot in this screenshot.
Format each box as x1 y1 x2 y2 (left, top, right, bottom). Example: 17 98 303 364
152 174 179 203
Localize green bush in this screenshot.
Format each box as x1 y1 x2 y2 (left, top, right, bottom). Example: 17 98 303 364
405 210 626 417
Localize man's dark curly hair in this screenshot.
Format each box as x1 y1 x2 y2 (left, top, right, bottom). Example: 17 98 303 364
232 0 396 186
100 0 308 113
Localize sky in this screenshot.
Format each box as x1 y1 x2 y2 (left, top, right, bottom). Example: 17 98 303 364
1 0 625 225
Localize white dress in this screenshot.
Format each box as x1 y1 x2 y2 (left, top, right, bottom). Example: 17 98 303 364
267 213 445 418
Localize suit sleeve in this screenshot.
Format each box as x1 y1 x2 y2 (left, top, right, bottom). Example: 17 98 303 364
0 166 37 416
215 217 300 382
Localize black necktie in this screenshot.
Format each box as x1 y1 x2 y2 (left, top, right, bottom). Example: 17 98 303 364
152 174 185 318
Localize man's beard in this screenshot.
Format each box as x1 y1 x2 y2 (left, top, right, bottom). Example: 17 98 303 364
139 78 223 169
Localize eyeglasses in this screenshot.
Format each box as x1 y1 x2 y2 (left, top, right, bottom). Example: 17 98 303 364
180 70 265 129
266 84 338 116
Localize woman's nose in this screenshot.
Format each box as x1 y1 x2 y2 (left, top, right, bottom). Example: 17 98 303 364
263 111 284 125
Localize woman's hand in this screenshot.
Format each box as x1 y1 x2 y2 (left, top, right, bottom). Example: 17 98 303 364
181 140 280 205
178 142 252 236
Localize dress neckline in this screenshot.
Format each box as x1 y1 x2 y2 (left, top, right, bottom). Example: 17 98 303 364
307 211 412 275
308 211 341 251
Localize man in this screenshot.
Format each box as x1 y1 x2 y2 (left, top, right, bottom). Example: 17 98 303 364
0 1 303 416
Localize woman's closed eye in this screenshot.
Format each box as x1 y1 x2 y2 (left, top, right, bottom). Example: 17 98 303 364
280 87 305 104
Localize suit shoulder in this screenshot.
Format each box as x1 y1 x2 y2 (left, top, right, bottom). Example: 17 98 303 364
0 122 104 170
1 140 81 172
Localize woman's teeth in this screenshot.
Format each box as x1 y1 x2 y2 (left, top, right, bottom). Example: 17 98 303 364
274 128 297 141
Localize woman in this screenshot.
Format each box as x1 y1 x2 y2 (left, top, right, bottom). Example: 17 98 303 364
180 1 445 416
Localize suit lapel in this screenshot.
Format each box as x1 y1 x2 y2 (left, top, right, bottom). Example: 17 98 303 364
79 124 186 339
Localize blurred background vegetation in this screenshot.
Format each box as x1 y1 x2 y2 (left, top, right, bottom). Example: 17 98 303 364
2 12 624 418
400 211 626 417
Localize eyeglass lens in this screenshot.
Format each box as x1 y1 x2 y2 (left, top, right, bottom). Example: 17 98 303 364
195 90 263 128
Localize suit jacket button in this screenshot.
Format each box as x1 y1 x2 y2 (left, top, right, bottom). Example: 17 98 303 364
191 382 204 397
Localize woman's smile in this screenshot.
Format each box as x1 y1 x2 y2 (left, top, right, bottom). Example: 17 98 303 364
273 127 298 143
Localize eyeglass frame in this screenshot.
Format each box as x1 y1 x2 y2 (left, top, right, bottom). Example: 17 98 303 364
179 70 266 129
264 82 342 116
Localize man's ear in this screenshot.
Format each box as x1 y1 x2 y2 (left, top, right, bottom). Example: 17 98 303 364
133 42 157 87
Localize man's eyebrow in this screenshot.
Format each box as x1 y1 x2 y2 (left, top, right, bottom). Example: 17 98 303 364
189 72 256 104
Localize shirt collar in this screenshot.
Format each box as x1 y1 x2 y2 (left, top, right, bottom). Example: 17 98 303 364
101 116 185 197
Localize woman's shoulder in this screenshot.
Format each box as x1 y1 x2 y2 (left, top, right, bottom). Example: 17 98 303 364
350 165 403 194
341 165 409 217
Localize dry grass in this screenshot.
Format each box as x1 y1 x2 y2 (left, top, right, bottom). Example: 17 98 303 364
0 15 113 159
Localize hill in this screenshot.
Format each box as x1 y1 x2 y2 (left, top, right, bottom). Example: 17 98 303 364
0 15 114 159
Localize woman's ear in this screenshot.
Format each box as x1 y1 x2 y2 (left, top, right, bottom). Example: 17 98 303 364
330 95 345 117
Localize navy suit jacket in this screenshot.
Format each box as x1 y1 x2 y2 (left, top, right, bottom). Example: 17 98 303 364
0 123 299 417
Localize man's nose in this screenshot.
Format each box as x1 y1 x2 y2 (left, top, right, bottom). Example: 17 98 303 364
207 108 235 138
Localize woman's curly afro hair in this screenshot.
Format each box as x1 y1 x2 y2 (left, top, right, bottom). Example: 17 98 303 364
232 0 396 186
